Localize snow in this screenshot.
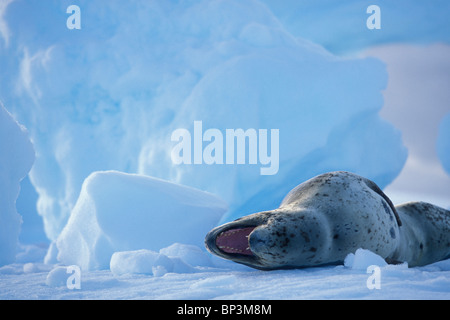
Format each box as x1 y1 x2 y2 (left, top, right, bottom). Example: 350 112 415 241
0 0 449 300
1 245 450 299
344 249 388 270
110 249 193 277
55 171 227 271
45 266 71 288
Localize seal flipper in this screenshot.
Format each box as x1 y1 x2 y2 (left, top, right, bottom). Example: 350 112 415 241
364 179 402 227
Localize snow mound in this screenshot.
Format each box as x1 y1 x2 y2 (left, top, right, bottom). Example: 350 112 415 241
45 266 70 287
0 102 35 266
55 171 227 271
110 243 216 276
437 113 450 175
45 265 81 288
110 250 174 277
344 248 388 270
160 243 213 268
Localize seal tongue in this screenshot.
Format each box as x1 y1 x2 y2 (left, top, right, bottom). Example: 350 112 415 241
216 227 254 256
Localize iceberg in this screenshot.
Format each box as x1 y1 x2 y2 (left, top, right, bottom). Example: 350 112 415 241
260 0 450 54
1 0 408 240
0 102 34 266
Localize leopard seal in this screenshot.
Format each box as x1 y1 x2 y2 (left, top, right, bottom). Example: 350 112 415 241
205 171 450 270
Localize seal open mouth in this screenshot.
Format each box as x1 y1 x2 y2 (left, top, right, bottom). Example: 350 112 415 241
215 227 255 256
205 222 260 266
205 211 273 269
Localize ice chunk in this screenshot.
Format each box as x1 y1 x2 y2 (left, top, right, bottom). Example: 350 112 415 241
110 243 201 277
160 243 213 268
55 171 227 270
0 102 35 266
110 250 173 276
45 266 69 287
344 248 388 270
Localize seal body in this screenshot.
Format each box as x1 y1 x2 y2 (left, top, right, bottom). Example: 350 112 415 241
388 202 450 266
205 171 450 270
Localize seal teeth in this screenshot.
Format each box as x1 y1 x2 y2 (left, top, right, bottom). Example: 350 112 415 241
216 227 254 256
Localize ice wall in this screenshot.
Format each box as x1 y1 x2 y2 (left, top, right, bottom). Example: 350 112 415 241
0 102 35 266
260 0 450 54
0 0 411 240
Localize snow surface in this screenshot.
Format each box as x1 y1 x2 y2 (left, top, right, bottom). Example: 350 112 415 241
1 245 449 300
0 0 450 300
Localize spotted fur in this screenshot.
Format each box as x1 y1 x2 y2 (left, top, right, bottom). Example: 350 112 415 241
205 171 450 269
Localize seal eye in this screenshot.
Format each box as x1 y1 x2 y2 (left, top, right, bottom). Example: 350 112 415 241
215 227 255 256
